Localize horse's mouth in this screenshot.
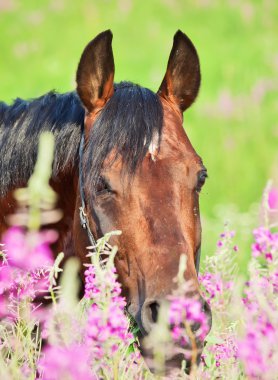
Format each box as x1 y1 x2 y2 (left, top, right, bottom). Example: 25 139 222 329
140 348 203 375
127 304 206 374
138 332 204 375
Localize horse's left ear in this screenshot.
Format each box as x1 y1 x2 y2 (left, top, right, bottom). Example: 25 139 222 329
158 30 200 112
76 30 115 113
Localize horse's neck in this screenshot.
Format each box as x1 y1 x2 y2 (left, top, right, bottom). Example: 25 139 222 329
0 92 83 249
0 92 83 199
0 173 78 248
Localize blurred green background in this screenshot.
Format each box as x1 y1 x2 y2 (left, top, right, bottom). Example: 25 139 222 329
1 0 277 273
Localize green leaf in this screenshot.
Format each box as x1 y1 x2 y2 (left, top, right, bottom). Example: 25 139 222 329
126 343 135 355
205 334 225 345
204 352 213 368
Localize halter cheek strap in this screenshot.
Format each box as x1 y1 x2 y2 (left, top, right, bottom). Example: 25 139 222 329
78 126 97 247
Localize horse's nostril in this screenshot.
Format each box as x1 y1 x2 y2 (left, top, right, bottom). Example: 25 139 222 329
141 299 161 333
149 302 159 323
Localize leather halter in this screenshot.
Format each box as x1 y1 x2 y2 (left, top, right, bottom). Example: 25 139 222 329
78 125 201 274
78 125 97 247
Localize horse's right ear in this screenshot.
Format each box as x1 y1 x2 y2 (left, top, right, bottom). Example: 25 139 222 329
76 30 114 113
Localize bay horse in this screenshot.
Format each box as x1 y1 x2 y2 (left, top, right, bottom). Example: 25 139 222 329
0 30 211 370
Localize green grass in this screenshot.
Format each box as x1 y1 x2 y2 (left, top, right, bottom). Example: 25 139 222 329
1 0 277 272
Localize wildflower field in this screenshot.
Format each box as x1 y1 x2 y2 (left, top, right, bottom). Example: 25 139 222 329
1 1 278 379
0 133 278 379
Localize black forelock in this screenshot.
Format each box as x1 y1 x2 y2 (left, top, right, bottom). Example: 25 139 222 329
83 82 163 193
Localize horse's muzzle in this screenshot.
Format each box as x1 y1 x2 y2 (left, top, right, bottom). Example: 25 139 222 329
133 296 212 373
140 296 212 335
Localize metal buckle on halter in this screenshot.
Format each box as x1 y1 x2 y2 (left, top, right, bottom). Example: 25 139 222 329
79 206 88 230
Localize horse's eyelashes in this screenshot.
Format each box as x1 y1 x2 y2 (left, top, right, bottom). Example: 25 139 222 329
196 170 208 193
96 177 113 195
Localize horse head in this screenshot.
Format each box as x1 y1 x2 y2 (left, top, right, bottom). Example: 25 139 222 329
74 30 212 371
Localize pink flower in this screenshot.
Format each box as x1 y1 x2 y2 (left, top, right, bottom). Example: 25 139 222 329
199 272 230 305
265 252 273 262
3 227 55 270
238 330 267 378
0 265 13 294
168 296 209 344
251 227 278 259
268 188 278 209
270 271 278 293
207 336 238 368
39 344 96 380
86 300 131 350
0 296 9 319
84 262 132 358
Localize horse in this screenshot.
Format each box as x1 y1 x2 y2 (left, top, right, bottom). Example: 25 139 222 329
0 30 211 371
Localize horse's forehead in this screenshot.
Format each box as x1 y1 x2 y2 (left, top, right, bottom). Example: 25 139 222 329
157 100 200 162
101 98 200 176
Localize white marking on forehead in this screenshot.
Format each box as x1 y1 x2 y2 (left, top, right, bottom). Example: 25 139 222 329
146 132 159 161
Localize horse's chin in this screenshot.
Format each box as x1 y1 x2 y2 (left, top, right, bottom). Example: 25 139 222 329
138 334 204 375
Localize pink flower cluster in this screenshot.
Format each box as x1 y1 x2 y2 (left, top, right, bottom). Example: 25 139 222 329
252 226 278 261
238 315 277 378
1 185 278 379
39 256 134 378
168 296 210 345
268 187 278 209
198 272 233 306
3 227 55 270
84 263 132 358
39 344 95 380
198 229 240 373
238 220 278 378
84 264 121 300
238 283 278 378
206 336 238 368
216 230 238 252
0 227 55 318
199 190 278 378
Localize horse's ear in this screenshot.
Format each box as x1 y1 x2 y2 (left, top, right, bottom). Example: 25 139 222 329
158 30 200 112
76 30 114 113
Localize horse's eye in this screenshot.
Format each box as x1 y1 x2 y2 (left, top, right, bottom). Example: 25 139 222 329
196 170 207 193
96 177 112 195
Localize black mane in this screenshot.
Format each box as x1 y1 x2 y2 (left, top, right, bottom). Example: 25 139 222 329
0 82 163 197
0 91 84 197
